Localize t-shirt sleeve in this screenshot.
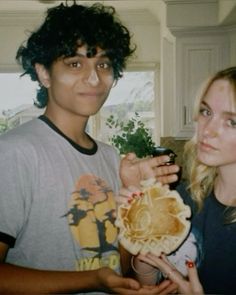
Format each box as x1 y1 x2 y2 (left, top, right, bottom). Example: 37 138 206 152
0 139 33 247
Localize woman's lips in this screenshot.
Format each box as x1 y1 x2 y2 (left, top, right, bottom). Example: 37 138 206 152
199 141 217 152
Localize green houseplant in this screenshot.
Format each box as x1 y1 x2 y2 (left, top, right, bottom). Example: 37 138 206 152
106 113 178 188
106 112 156 158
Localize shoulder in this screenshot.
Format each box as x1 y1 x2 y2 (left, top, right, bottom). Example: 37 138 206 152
0 118 44 140
96 140 119 155
96 140 121 164
0 118 49 156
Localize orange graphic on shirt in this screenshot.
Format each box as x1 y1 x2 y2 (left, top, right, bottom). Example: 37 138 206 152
66 174 118 269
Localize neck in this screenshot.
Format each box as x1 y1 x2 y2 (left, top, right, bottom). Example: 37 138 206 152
43 110 93 149
214 167 236 206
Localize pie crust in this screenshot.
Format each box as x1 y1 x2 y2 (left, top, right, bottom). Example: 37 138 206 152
116 178 191 256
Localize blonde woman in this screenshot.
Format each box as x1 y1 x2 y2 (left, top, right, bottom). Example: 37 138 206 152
132 66 236 294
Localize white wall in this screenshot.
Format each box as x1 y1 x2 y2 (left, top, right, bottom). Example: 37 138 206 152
0 13 43 71
0 7 161 71
219 0 236 24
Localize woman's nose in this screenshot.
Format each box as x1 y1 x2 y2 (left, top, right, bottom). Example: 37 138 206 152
86 69 99 86
203 118 219 138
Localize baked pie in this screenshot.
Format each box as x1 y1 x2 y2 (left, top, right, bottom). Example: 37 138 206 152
116 178 191 256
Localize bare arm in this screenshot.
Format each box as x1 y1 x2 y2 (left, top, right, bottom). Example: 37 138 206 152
0 242 142 294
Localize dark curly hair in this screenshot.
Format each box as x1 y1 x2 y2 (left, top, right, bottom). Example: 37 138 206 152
16 1 136 108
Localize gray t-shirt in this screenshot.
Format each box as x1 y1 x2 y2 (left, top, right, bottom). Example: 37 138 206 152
0 117 121 283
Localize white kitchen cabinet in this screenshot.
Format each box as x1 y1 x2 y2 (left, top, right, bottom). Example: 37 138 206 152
174 32 230 138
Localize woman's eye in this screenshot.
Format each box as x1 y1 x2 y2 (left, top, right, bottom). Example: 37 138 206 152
199 107 211 117
227 119 236 128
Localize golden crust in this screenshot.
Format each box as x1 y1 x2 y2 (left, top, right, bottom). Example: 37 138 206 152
115 179 191 256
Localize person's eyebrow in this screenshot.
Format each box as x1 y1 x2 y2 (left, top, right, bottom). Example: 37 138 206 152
201 100 236 116
224 110 236 116
75 51 108 58
200 100 210 108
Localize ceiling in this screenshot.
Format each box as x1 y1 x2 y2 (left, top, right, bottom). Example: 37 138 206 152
0 0 162 27
0 0 158 11
0 0 236 27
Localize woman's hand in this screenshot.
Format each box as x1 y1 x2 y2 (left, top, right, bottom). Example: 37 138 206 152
116 186 142 206
138 253 204 295
119 153 179 188
97 267 178 295
131 255 161 286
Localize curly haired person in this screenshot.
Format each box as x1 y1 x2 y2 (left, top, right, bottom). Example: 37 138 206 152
0 1 179 294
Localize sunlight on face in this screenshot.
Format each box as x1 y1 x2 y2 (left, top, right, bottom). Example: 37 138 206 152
45 45 115 119
196 79 236 169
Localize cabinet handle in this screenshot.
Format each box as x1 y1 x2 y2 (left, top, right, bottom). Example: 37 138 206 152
184 106 187 125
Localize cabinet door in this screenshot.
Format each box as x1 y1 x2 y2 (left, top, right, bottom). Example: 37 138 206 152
174 34 229 139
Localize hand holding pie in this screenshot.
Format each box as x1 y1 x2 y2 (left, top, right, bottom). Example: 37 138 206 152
115 178 191 256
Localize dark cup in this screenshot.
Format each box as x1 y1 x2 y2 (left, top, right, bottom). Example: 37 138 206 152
152 146 181 189
151 146 177 164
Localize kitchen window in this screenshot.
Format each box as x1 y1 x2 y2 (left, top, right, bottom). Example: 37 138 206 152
0 68 159 145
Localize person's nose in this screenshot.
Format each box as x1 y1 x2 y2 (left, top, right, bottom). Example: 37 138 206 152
85 68 100 87
203 117 219 138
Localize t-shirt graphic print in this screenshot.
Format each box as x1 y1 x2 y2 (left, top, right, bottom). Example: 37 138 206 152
66 174 120 272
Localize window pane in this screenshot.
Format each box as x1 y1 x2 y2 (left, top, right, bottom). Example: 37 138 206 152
0 73 43 133
91 71 157 145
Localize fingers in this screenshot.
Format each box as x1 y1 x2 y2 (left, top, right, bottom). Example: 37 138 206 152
123 277 141 290
148 155 171 166
186 261 204 294
155 164 179 176
102 269 141 293
152 257 204 295
137 253 161 268
138 253 182 285
137 253 204 295
121 152 138 163
139 280 177 295
117 186 141 206
157 174 178 185
120 152 180 188
149 157 180 185
158 281 178 295
119 186 141 195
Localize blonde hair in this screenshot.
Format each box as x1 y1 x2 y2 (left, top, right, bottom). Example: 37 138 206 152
183 67 236 222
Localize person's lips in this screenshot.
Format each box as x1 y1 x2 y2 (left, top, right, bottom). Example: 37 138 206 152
198 141 218 152
79 92 100 97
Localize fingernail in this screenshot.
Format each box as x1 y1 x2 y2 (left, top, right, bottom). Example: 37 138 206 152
158 252 164 259
132 192 138 198
164 156 170 162
186 260 194 268
132 192 143 199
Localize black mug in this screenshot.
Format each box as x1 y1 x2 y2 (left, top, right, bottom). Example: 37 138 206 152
151 146 177 165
